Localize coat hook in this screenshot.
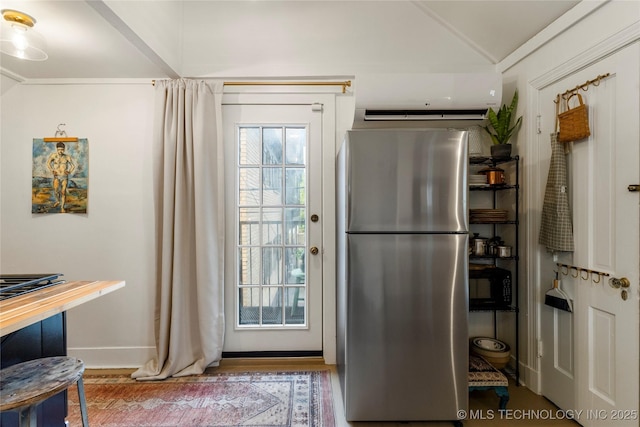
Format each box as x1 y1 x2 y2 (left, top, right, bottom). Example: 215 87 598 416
571 267 579 278
592 273 602 284
562 265 569 276
581 269 590 280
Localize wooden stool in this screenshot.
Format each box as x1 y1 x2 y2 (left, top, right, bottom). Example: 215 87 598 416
0 356 89 427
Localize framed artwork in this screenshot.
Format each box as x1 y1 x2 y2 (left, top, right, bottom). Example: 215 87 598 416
32 138 88 214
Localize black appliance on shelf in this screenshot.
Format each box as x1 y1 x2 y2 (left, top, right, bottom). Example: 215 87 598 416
468 267 512 310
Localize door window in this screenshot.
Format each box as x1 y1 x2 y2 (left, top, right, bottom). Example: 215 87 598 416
223 102 323 353
236 126 308 327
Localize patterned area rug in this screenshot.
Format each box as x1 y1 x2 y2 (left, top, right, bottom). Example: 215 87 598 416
67 371 335 427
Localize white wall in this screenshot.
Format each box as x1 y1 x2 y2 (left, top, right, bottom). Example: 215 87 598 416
1 74 20 95
0 80 358 368
0 81 157 367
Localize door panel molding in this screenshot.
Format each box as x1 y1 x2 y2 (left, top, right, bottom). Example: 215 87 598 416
588 307 615 403
553 310 573 378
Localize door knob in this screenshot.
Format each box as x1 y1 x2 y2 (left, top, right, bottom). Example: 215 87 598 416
310 214 319 222
609 277 631 301
310 246 319 255
609 277 631 289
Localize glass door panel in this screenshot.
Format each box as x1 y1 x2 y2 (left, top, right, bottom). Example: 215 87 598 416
224 103 322 353
237 125 308 327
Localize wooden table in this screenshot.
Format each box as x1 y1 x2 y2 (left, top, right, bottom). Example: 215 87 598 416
0 280 125 337
0 280 124 427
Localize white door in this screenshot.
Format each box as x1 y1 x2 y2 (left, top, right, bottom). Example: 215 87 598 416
540 44 639 425
222 103 323 353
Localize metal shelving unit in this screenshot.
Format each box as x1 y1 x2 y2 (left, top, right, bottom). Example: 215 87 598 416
469 155 520 384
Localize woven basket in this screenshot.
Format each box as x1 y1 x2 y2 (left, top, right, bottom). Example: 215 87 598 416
558 93 590 142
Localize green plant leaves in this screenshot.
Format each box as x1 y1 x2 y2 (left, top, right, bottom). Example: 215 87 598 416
483 89 522 144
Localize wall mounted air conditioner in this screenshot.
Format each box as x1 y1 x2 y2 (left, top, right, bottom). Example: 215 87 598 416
353 72 502 127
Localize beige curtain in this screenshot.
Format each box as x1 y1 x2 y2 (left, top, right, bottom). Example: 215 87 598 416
133 79 225 380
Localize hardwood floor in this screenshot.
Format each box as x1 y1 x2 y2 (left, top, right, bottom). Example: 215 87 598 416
85 358 579 427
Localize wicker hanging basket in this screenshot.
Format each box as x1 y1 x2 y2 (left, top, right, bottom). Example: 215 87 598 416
558 93 590 143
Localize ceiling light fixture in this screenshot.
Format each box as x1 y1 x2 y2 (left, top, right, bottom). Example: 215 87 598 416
0 9 47 61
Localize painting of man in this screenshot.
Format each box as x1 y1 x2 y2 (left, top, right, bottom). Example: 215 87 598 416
47 142 77 212
32 138 88 214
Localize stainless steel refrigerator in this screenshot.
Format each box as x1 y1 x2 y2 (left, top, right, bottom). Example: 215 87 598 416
336 129 469 421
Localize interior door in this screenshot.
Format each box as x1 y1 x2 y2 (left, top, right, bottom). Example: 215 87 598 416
222 103 323 353
540 44 639 425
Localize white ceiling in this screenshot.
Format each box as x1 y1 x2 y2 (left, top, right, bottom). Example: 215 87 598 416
0 0 583 81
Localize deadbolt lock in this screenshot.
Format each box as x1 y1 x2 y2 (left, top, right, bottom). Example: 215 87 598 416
628 185 640 192
310 214 319 222
310 246 319 255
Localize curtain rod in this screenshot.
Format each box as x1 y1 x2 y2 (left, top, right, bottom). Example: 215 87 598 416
151 79 352 93
556 73 611 101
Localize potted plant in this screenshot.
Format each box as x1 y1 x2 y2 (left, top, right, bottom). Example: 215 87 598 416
483 89 522 158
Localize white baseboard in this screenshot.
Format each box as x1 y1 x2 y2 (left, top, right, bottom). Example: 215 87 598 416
516 358 542 394
68 346 156 369
509 355 541 394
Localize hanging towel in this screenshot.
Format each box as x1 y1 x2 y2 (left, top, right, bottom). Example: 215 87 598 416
539 132 574 252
